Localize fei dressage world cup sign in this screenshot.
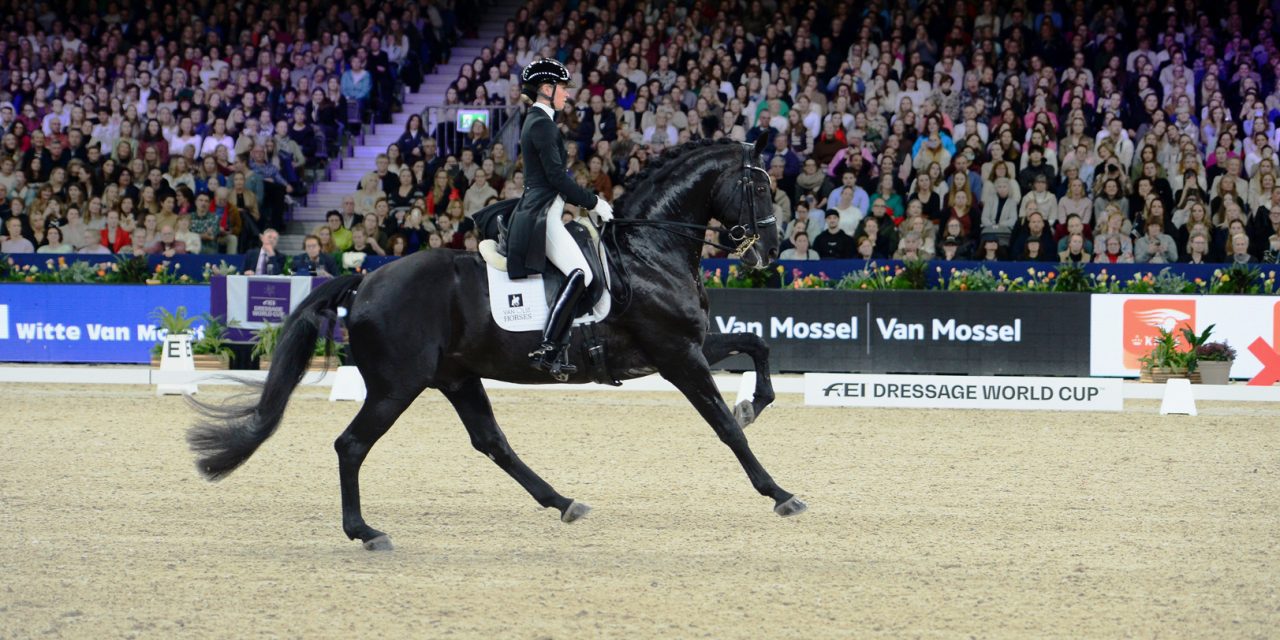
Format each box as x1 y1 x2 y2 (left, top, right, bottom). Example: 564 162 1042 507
805 373 1124 411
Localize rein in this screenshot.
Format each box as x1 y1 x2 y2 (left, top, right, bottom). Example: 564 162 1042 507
606 217 748 255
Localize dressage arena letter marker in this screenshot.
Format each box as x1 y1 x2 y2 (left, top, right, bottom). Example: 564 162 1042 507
156 333 198 396
735 371 757 407
1159 378 1198 416
329 366 368 402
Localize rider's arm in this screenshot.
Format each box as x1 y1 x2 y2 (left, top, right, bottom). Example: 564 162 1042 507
531 117 599 209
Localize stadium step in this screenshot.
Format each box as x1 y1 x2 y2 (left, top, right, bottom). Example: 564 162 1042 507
278 6 517 251
315 182 361 194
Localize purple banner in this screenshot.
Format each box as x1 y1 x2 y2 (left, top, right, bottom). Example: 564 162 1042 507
247 279 292 323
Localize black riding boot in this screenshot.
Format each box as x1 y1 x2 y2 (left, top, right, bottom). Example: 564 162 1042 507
529 269 587 380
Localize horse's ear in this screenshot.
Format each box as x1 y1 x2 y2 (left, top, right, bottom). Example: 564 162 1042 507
752 133 770 158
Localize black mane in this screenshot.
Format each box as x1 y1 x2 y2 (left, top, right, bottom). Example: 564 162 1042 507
615 138 739 214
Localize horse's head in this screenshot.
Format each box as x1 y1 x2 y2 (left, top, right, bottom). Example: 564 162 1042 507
714 135 779 269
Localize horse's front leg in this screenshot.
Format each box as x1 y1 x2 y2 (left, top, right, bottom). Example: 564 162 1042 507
701 332 775 428
658 347 805 517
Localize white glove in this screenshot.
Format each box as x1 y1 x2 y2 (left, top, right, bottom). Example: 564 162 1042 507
591 196 614 222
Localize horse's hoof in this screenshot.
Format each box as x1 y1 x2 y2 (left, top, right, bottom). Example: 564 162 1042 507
362 535 394 551
774 497 807 517
561 500 591 523
733 400 756 428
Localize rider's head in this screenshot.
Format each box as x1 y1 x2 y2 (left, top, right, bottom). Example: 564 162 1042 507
521 58 572 110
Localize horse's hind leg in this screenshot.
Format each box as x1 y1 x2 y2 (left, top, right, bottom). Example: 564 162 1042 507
335 392 414 550
440 378 587 522
701 332 775 428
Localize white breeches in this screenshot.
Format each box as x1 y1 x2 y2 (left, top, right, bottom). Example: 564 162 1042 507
544 197 593 286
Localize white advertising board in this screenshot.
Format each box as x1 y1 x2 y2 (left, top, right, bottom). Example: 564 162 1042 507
804 373 1124 411
1089 295 1280 378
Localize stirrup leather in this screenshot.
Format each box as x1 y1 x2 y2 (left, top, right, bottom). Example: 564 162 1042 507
529 269 587 380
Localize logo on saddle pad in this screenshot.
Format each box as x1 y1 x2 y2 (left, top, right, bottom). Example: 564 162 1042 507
508 294 524 308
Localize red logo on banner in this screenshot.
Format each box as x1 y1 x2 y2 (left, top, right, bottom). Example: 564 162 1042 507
1275 301 1280 351
1247 338 1280 386
1122 299 1197 369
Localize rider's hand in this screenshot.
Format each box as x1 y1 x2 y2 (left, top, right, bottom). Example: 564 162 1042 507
591 195 614 222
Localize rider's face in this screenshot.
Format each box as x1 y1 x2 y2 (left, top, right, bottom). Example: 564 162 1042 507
551 83 569 110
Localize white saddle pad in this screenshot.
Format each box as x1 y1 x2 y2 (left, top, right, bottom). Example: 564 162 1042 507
486 259 612 333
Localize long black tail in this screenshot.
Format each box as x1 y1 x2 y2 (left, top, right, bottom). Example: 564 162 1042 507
186 275 363 480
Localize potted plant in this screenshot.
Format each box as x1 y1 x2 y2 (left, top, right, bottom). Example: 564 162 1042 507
253 322 345 372
190 314 234 369
1195 341 1237 385
251 322 284 369
1137 327 1201 384
150 308 232 369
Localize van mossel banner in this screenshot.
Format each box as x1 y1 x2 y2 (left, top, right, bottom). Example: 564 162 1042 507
0 284 210 363
804 373 1124 411
707 290 1091 375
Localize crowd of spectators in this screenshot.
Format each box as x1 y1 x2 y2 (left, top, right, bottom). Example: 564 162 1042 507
5 0 1280 272
336 0 1280 269
0 0 477 265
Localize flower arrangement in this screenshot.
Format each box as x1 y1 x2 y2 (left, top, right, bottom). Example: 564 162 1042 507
1195 340 1236 362
201 260 241 280
109 255 152 284
1195 338 1237 384
941 265 999 291
150 262 194 284
0 254 234 284
836 261 928 290
1051 263 1093 292
252 321 345 366
992 267 1054 292
835 263 896 290
702 268 724 288
1206 264 1268 295
789 268 832 289
722 264 775 288
1137 327 1197 374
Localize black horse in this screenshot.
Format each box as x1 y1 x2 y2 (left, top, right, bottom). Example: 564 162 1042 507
188 136 806 551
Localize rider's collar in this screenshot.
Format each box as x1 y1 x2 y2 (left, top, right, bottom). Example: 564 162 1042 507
531 102 555 118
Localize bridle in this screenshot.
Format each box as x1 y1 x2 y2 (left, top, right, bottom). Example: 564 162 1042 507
608 142 775 259
726 142 777 258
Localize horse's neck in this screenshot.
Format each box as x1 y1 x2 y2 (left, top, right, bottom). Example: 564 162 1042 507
627 152 732 225
613 156 727 273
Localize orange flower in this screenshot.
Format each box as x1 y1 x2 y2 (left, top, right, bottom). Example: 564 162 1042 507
155 264 164 273
959 283 968 291
1046 272 1056 280
96 269 106 277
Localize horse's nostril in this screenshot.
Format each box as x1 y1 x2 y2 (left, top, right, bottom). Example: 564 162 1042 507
767 248 779 260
